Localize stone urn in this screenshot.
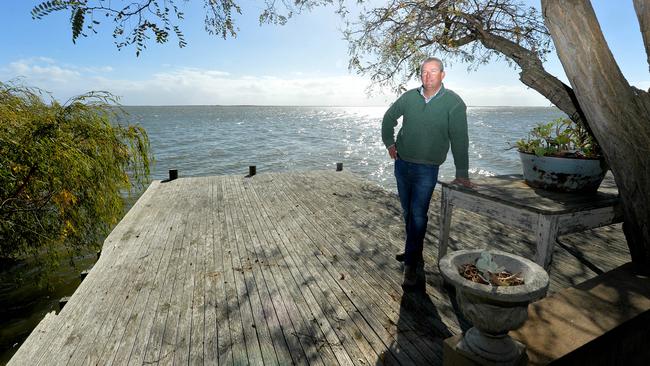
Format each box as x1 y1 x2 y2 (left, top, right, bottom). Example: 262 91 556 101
439 249 549 364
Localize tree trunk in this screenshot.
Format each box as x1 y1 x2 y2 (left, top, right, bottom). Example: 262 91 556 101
542 0 650 275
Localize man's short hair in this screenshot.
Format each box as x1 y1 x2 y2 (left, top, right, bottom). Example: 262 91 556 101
420 57 444 73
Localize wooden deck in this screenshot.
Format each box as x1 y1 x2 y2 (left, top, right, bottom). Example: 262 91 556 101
9 171 630 365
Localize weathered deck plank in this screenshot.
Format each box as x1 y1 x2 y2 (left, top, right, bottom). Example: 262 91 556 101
246 175 334 366
212 177 234 366
9 171 630 365
201 176 219 365
272 173 443 364
87 181 185 366
141 179 196 365
36 180 174 366
239 176 325 365
121 186 187 366
187 178 209 366
233 176 297 365
246 177 377 365
170 178 205 366
226 175 279 365
254 175 364 365
222 175 266 365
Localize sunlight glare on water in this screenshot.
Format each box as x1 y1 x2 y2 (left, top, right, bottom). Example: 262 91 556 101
119 105 566 192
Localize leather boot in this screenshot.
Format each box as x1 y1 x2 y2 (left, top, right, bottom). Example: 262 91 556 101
402 260 426 293
402 264 417 289
415 260 426 290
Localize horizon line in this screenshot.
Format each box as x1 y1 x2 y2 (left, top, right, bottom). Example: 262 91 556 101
114 104 561 108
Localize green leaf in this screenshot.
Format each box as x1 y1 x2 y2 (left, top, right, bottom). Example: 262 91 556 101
533 146 547 157
71 7 85 43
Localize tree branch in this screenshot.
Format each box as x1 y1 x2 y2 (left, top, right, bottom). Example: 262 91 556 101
2 165 38 210
474 26 590 130
634 0 650 73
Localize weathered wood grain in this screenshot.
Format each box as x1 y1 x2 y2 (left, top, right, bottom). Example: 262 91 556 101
141 179 197 365
225 175 279 365
202 176 220 365
233 176 298 365
220 176 254 365
438 175 623 270
270 172 440 364
211 175 234 366
251 183 380 366
122 184 188 366
87 180 186 366
36 180 172 366
9 171 629 366
450 174 620 214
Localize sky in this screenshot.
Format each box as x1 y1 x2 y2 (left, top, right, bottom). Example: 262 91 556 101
1 1 648 106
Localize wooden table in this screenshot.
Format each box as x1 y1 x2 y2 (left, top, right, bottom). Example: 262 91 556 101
437 174 623 270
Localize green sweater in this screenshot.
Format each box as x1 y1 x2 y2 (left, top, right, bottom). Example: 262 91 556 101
382 85 469 179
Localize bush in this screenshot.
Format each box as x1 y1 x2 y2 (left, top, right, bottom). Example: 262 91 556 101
0 81 152 267
514 118 600 158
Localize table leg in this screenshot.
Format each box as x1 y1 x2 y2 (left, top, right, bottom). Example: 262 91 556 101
438 187 453 262
534 215 559 270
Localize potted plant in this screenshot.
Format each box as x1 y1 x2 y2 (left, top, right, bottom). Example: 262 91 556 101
515 118 607 192
439 250 549 364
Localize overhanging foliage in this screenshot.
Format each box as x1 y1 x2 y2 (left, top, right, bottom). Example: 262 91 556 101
0 81 152 264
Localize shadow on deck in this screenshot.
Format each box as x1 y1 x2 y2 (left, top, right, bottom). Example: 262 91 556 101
9 171 630 365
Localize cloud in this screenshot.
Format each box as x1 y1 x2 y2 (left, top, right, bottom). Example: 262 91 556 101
2 58 115 87
455 85 552 106
1 58 392 106
81 66 114 73
36 57 56 64
126 69 391 106
397 77 551 106
1 57 554 106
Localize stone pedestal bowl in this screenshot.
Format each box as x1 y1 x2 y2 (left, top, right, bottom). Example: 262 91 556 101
439 249 549 364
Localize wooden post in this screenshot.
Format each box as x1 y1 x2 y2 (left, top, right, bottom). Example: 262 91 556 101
438 187 454 263
169 169 178 181
249 166 256 176
336 163 343 171
534 215 560 270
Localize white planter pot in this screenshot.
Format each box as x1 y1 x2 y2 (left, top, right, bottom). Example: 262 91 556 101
519 151 607 192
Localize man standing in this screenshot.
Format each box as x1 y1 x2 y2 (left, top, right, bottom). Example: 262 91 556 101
382 57 473 292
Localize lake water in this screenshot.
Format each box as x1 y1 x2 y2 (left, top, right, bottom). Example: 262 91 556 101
0 105 566 363
119 105 566 189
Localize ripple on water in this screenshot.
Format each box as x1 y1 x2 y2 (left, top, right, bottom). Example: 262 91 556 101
119 105 566 190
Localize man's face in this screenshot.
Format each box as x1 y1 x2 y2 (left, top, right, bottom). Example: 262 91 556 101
420 61 445 91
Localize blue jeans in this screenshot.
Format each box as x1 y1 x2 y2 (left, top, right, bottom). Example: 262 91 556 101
394 158 439 266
